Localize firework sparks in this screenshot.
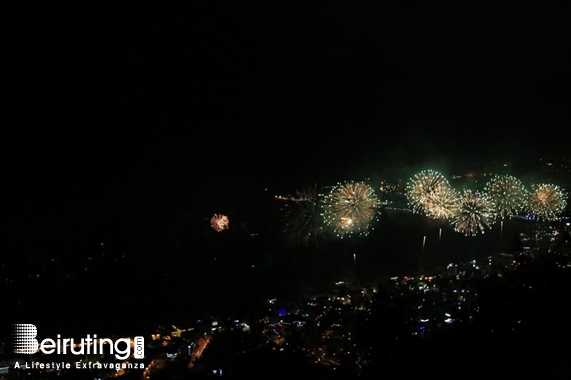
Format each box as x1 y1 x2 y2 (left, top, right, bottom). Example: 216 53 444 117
405 169 459 220
210 214 229 232
280 185 326 245
451 190 496 236
526 183 567 221
322 181 380 238
484 174 528 219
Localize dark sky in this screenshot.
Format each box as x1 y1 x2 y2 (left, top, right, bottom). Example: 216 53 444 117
2 1 570 196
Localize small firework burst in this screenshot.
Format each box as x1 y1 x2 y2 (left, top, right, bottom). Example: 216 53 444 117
484 174 528 218
451 190 496 236
526 183 567 221
406 169 458 220
423 185 461 221
280 185 326 245
322 181 380 238
210 213 229 232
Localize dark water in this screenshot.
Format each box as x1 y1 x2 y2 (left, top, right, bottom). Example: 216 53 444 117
3 205 535 339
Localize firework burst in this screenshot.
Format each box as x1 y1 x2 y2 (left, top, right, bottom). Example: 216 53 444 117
483 174 528 219
424 185 461 221
280 185 326 245
210 214 229 232
451 190 496 236
526 183 567 221
406 170 458 220
322 181 380 238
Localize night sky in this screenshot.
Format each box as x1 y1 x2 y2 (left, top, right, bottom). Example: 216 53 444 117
2 0 571 338
3 2 570 188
